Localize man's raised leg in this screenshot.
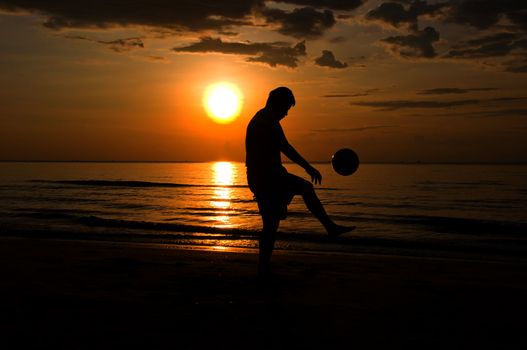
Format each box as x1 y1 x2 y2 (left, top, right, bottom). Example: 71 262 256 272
299 180 355 237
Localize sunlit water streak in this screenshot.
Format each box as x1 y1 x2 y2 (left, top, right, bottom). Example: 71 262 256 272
1 162 526 255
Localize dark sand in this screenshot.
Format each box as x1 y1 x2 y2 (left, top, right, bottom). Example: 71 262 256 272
1 237 526 349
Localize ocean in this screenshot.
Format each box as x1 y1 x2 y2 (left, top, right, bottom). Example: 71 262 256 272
1 161 526 257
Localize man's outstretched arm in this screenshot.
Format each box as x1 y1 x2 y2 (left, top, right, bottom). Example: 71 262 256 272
282 142 322 184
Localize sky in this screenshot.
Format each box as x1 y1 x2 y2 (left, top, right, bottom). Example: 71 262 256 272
0 0 526 163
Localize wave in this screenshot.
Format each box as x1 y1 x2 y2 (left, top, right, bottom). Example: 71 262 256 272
397 215 527 235
12 209 259 236
12 207 109 218
416 180 506 187
78 215 260 236
334 212 527 236
4 212 527 258
5 208 527 257
28 180 249 189
11 203 527 238
27 180 339 191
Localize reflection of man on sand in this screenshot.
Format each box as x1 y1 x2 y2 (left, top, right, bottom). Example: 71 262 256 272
245 87 355 276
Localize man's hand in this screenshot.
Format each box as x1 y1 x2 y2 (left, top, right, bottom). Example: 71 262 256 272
306 166 322 185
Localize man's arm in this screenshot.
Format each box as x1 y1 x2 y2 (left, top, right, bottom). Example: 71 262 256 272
277 122 322 184
282 142 322 185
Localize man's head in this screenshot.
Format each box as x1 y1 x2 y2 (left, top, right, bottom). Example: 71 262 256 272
265 87 295 120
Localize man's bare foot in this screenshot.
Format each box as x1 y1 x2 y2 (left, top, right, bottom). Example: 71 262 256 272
327 223 355 238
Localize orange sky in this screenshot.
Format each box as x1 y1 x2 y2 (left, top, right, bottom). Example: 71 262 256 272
1 1 526 162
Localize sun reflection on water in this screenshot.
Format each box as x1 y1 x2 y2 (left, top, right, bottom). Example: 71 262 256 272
213 161 234 185
210 162 235 227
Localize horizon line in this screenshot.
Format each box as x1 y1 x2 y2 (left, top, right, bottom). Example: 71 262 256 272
1 160 526 165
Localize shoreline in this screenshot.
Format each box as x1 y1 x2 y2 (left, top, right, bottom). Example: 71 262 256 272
2 222 527 264
2 236 527 348
3 234 527 263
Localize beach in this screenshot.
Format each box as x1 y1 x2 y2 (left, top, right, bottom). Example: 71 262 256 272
2 236 526 349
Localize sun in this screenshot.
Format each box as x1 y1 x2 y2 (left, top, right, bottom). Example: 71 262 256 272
203 82 243 124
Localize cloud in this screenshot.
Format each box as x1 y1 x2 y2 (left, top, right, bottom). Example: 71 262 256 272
434 97 527 118
439 108 527 118
417 87 498 95
64 35 144 52
491 108 527 117
314 50 347 68
365 1 447 31
0 0 259 31
323 93 367 98
445 32 527 59
464 32 521 47
328 36 347 43
366 1 527 66
272 0 365 11
313 125 396 132
0 0 367 41
488 97 527 102
434 2 527 72
444 31 527 72
100 37 144 52
505 61 527 73
352 99 480 110
445 0 526 30
380 26 440 58
323 89 379 98
261 6 335 39
172 37 306 68
145 55 168 62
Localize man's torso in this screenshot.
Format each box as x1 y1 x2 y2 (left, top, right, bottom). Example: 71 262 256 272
245 109 286 174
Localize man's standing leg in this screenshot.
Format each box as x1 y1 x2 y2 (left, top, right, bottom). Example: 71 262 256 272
259 214 279 277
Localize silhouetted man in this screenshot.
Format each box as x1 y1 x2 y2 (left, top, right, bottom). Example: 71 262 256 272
246 87 355 276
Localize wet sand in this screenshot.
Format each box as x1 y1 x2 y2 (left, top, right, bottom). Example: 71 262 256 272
1 237 526 349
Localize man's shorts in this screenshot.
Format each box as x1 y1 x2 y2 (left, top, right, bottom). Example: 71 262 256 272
247 169 312 220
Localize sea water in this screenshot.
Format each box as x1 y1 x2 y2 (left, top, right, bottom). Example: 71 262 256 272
1 162 526 256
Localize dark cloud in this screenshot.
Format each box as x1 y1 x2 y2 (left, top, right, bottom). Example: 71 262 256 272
172 37 306 68
0 0 366 40
217 31 239 37
508 8 527 30
429 107 527 118
417 87 498 95
435 2 527 72
494 109 527 116
272 0 365 11
352 99 480 110
323 89 378 98
261 6 335 38
506 62 527 73
445 32 527 59
464 32 520 47
443 30 527 73
488 97 527 102
367 2 527 65
99 37 144 52
462 108 527 118
314 50 347 68
0 0 259 31
64 35 144 52
445 0 526 30
145 56 167 62
313 125 396 132
365 1 447 31
380 26 440 58
501 56 527 73
329 36 347 43
323 93 367 98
